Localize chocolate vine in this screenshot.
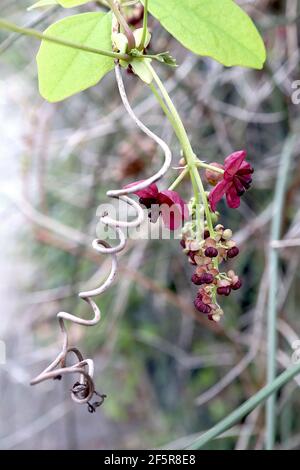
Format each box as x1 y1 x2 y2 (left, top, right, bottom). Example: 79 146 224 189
0 0 266 409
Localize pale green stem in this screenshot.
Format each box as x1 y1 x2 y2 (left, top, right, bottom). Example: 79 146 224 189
140 0 149 50
0 18 128 61
169 163 224 194
149 83 177 132
187 363 300 450
169 163 224 192
190 173 203 240
147 64 195 162
266 135 295 450
168 168 189 191
197 161 224 174
193 168 214 235
146 63 215 238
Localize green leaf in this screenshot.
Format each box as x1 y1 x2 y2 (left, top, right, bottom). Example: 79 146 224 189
130 58 153 84
146 0 266 69
59 0 90 7
133 28 151 50
28 0 57 10
37 12 114 102
28 0 90 8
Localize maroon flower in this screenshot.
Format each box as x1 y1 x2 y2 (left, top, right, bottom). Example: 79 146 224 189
208 151 253 212
126 181 189 230
205 247 218 258
194 296 211 314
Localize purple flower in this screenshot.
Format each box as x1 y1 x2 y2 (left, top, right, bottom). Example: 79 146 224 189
126 181 189 230
209 151 254 212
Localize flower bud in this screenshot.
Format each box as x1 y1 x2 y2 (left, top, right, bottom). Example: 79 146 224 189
201 273 214 284
191 274 203 285
211 212 220 225
194 297 211 314
227 246 239 259
188 252 197 265
205 163 224 186
133 27 151 49
191 273 214 285
205 247 218 258
190 240 202 251
222 229 233 240
212 311 223 322
227 270 235 279
232 279 242 290
203 230 210 239
217 286 231 296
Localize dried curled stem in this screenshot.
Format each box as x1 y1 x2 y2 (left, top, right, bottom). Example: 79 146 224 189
30 64 172 408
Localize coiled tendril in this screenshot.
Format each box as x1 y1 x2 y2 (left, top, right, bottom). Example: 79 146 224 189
30 64 172 409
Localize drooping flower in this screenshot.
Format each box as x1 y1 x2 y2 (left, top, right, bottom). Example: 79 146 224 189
208 151 254 212
126 181 189 230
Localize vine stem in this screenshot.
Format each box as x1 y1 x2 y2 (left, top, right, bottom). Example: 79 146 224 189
149 82 177 131
186 363 300 450
107 0 136 50
0 18 128 61
266 135 295 449
0 17 171 64
146 62 215 238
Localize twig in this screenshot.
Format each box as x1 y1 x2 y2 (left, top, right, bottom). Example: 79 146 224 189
266 135 295 449
187 364 300 450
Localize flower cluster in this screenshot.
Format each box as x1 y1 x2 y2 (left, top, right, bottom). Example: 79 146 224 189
128 150 253 324
181 224 242 323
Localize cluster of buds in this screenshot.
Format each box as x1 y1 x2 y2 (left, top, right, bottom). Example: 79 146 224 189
181 224 242 322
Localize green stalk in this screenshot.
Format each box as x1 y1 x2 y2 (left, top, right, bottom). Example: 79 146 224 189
149 82 177 132
196 161 224 174
190 174 203 240
168 168 189 191
193 168 214 235
187 363 300 450
140 0 149 50
0 18 128 61
266 135 295 449
168 163 224 192
146 62 215 238
146 63 195 165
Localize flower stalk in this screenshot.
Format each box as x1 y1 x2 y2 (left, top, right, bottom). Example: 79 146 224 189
145 62 216 239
